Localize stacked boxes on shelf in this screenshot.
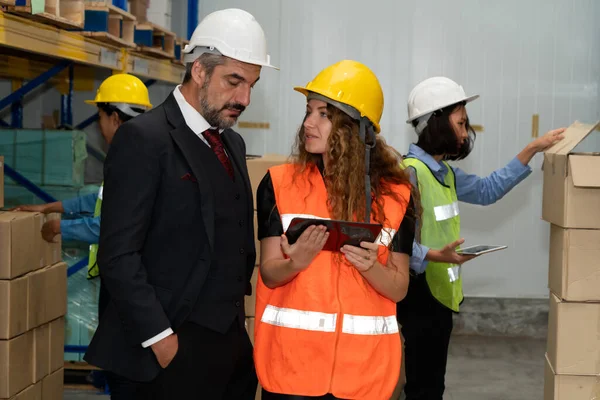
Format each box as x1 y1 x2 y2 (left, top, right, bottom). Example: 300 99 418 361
0 211 66 399
63 246 100 362
0 129 88 188
541 121 600 399
244 154 289 400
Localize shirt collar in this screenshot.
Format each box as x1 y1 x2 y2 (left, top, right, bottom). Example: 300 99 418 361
407 144 445 173
173 85 223 135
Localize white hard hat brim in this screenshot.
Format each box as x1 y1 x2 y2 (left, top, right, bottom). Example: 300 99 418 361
406 94 479 123
182 45 279 70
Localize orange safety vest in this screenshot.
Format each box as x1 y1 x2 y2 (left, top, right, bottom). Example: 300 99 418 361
254 163 410 400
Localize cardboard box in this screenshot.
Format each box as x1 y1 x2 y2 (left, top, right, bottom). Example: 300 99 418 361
41 368 63 400
246 154 288 207
31 317 64 385
8 382 42 400
544 353 598 400
549 225 600 301
48 318 64 373
43 214 61 267
547 292 600 375
542 121 600 229
128 0 149 22
0 331 34 399
0 275 28 340
32 324 49 383
0 212 38 280
32 213 61 270
245 317 255 346
245 267 259 317
1 156 4 209
27 262 67 330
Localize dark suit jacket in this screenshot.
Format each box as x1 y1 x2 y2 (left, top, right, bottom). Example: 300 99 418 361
84 93 257 382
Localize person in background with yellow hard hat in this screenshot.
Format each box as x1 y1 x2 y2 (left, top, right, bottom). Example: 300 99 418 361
11 73 151 400
254 60 418 400
396 76 565 400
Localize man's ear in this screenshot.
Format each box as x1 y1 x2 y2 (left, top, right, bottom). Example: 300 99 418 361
192 60 208 87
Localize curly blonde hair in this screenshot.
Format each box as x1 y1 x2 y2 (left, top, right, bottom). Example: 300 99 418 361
291 105 420 230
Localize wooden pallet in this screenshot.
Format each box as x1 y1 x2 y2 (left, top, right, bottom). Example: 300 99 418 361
134 22 175 59
81 2 136 48
173 37 189 65
8 0 84 30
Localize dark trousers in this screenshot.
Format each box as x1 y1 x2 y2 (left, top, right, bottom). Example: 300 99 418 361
99 280 145 399
262 389 342 399
104 371 145 399
139 320 257 400
396 273 454 400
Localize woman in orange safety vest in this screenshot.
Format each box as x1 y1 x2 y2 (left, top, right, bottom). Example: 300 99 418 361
254 60 419 400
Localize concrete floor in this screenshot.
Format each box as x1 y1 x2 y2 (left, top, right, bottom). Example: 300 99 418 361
64 335 546 400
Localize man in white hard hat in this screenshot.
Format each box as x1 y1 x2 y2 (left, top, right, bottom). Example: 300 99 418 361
84 9 277 399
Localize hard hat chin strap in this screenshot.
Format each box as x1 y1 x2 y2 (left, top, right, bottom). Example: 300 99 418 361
359 117 376 223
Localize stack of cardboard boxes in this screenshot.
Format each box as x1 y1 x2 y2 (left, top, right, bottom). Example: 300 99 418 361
0 209 67 400
542 121 600 399
244 154 288 400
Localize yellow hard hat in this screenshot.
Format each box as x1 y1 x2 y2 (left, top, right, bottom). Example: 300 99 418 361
85 74 152 110
294 60 384 133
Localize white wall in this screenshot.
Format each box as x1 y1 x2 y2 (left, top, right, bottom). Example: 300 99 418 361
197 0 600 298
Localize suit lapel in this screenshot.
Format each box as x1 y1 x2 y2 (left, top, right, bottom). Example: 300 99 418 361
165 95 215 250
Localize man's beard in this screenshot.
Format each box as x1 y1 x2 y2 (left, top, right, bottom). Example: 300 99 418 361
199 88 246 130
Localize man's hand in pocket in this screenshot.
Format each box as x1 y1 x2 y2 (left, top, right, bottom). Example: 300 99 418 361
151 334 179 368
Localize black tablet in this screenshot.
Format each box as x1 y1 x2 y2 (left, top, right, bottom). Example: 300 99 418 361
285 217 383 252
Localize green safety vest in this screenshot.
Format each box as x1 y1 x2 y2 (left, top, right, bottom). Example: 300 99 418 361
404 158 463 312
87 183 103 279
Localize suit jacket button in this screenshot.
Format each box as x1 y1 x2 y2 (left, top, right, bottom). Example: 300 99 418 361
239 248 245 254
237 275 243 282
235 193 240 200
235 301 241 307
238 220 244 227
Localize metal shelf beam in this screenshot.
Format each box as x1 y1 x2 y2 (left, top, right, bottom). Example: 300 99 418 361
0 11 184 84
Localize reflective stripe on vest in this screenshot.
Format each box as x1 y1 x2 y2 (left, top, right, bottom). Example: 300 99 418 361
434 201 459 221
254 163 409 400
280 213 397 247
341 314 399 335
404 158 463 311
261 304 399 336
87 183 103 279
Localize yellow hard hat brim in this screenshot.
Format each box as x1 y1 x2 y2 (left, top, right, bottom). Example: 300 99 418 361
294 86 381 133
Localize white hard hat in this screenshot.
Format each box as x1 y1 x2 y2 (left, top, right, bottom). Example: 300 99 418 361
183 8 277 69
406 77 479 124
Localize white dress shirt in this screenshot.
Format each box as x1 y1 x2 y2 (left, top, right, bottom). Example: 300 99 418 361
141 86 224 348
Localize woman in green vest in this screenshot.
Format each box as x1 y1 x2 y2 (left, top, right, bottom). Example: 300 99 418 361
396 76 565 400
